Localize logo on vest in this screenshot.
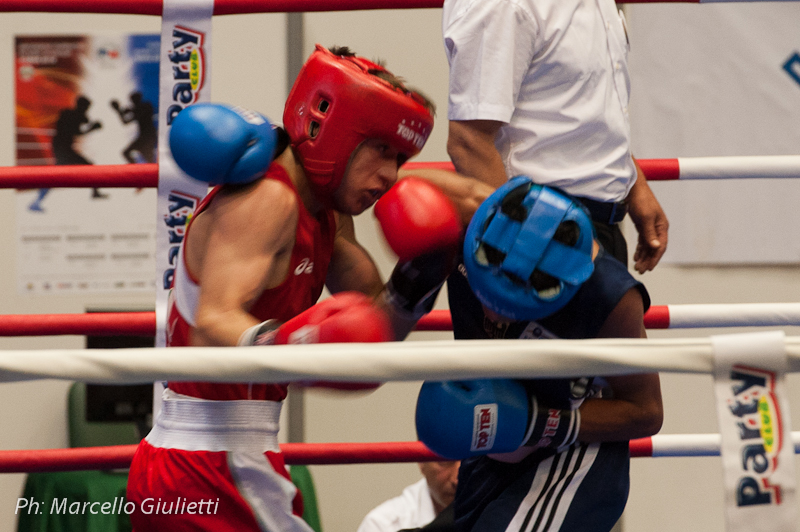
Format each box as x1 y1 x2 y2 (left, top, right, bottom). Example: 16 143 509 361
294 258 314 275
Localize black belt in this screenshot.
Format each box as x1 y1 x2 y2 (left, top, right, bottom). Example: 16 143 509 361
576 197 628 225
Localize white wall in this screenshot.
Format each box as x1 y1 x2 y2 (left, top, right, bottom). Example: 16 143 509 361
2 5 800 532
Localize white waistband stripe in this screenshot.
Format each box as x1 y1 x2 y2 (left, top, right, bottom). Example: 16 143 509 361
146 390 282 452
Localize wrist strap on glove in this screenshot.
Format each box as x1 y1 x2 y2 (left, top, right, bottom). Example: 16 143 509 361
238 319 282 346
522 396 581 451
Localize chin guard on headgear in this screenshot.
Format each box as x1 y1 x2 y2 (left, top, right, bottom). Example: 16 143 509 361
463 176 596 321
283 44 434 202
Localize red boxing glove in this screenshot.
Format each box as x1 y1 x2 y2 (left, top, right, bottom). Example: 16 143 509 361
374 177 462 261
275 292 392 344
238 292 392 346
238 292 391 390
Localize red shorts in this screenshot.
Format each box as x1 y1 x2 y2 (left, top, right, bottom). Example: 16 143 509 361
126 390 311 532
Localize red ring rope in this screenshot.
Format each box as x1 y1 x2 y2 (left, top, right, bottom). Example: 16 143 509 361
0 442 440 473
7 156 800 188
0 164 158 189
635 158 680 181
0 435 752 473
0 159 684 189
6 304 800 336
11 155 796 188
406 159 683 181
0 445 137 473
280 441 439 465
0 0 439 15
0 308 680 336
0 0 700 15
0 312 155 336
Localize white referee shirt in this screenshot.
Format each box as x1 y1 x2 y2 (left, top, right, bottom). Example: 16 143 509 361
357 478 437 532
443 0 637 202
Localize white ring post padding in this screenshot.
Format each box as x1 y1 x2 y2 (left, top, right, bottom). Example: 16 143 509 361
667 303 800 328
650 432 800 457
678 155 800 180
3 336 800 384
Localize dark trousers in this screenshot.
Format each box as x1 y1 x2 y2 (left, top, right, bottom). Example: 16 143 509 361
593 221 627 267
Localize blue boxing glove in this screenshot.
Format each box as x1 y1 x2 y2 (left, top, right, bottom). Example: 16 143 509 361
169 103 277 185
416 379 529 459
416 379 580 460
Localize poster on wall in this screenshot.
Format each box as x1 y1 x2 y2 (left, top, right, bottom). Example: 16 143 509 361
14 33 160 294
627 3 800 264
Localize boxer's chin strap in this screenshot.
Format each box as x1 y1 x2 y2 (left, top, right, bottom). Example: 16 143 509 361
238 319 282 346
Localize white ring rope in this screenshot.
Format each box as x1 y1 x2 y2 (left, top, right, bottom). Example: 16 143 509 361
650 432 800 457
4 336 800 384
677 155 800 180
667 303 800 328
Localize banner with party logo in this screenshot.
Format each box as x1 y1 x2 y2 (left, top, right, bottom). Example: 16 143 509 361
712 331 796 531
154 0 214 348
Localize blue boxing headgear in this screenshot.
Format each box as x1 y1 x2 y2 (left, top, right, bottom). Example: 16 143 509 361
463 176 596 321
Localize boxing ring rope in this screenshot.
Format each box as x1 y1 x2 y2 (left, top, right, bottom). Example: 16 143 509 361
0 164 158 189
2 336 800 383
3 303 800 336
5 335 800 470
0 312 155 336
634 156 800 181
4 156 800 189
4 432 800 473
404 157 800 181
0 0 783 16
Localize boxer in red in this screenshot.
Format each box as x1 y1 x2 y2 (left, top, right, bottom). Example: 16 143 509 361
127 45 477 532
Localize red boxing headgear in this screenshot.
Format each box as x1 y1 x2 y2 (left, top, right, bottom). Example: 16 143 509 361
283 45 434 200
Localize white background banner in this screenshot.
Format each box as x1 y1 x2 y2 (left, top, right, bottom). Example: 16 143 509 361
627 3 800 264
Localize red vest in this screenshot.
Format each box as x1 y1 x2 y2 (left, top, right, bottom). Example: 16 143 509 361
167 163 336 400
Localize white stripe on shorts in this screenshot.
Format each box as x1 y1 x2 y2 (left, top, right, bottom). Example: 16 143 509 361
506 443 600 532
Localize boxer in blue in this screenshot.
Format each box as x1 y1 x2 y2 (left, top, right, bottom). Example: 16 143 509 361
416 177 664 532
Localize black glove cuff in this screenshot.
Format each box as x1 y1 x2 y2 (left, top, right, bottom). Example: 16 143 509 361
384 252 451 320
522 396 581 451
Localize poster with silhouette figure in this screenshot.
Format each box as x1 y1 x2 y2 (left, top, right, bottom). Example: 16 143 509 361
15 34 160 294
